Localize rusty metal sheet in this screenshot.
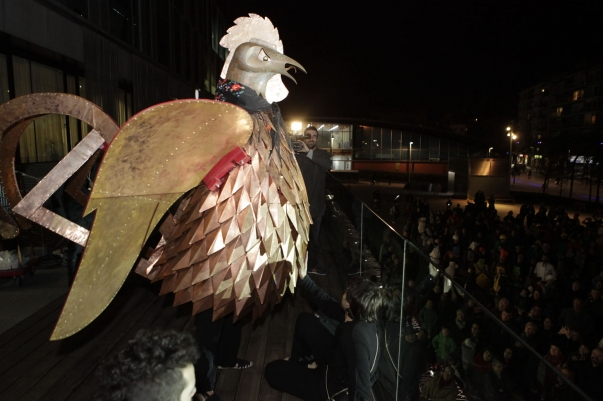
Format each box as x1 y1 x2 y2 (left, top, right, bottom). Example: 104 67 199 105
0 94 119 234
64 149 102 206
50 99 253 340
12 130 105 246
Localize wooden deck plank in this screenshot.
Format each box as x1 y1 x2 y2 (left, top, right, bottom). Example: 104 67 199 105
0 299 65 376
0 282 151 400
234 312 272 401
39 287 165 401
0 295 66 361
282 290 311 401
215 316 253 401
257 299 290 401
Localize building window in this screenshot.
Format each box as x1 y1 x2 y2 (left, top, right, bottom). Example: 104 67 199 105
12 57 68 163
53 0 88 18
592 115 597 125
109 0 140 48
117 85 133 126
157 0 171 67
5 55 90 163
556 107 563 116
572 89 584 101
0 54 9 104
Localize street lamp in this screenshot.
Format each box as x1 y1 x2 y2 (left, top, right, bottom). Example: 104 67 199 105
408 141 413 183
488 147 494 157
291 121 302 134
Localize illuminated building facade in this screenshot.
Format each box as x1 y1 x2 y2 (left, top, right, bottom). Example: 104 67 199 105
287 119 480 175
518 61 603 164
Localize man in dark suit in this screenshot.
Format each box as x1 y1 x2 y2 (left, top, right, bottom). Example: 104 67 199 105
295 125 332 275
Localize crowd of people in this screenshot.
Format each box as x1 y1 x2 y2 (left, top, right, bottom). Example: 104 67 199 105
90 175 603 401
375 191 603 400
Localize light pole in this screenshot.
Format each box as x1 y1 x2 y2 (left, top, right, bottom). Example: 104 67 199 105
488 147 493 157
506 127 517 171
408 141 413 183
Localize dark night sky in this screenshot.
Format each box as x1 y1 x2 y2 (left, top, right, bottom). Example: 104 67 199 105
222 1 603 123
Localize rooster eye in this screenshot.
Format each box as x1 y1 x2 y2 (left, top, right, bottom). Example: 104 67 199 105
258 49 270 62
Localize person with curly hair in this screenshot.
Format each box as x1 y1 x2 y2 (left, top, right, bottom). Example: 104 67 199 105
95 329 199 401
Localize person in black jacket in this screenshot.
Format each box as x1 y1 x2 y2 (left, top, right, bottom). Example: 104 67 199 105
295 125 332 275
375 287 423 401
265 271 383 400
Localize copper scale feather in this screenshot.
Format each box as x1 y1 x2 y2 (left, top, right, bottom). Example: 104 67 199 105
141 111 312 322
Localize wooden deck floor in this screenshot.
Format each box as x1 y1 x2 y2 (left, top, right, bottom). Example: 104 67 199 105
0 240 346 401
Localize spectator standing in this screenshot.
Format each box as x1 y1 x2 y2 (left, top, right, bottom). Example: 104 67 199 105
295 125 332 275
420 366 457 401
483 358 513 401
572 347 603 399
534 255 556 281
419 299 439 338
432 326 457 368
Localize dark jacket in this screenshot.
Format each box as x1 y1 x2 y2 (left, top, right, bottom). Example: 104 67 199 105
295 148 331 218
297 276 379 401
377 320 422 400
421 373 457 401
483 370 513 401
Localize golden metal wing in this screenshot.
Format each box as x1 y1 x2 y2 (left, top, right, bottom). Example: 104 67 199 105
51 100 252 340
142 111 312 322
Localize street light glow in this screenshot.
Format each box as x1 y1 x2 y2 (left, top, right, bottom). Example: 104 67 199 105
291 121 302 131
506 126 511 131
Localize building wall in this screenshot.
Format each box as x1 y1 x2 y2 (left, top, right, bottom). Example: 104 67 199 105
0 0 226 164
517 62 603 162
467 158 510 198
352 161 448 175
354 125 469 162
286 119 476 175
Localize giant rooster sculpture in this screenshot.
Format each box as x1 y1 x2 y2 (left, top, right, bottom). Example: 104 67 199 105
0 14 310 340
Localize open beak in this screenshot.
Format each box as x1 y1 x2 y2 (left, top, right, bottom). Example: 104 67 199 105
268 52 306 84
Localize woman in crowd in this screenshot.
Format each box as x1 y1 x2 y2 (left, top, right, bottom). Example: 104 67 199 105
420 367 457 401
483 358 513 401
465 347 493 398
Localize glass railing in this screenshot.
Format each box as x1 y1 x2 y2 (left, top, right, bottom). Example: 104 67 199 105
324 172 593 401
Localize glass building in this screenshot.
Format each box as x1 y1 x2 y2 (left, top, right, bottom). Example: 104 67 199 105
287 119 480 172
